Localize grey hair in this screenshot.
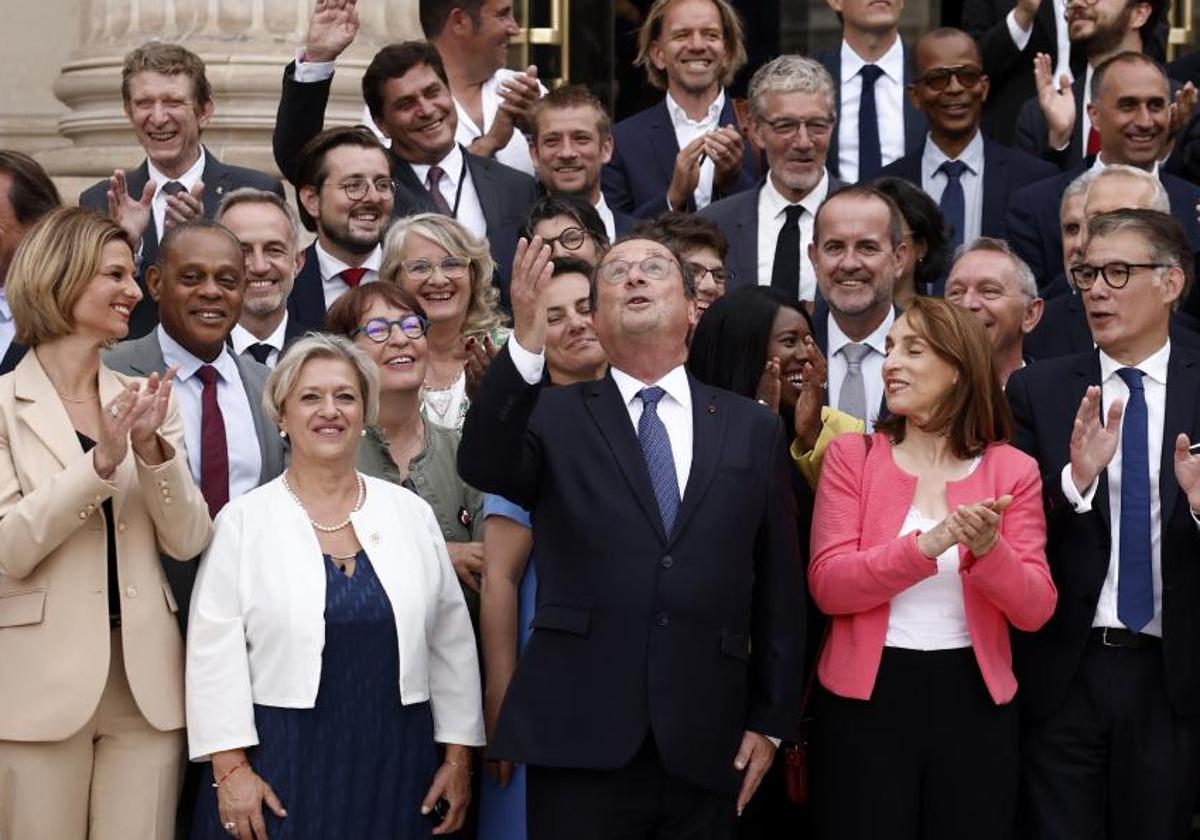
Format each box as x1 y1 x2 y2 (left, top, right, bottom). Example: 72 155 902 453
748 55 836 121
1061 169 1098 216
1086 164 1170 214
264 332 380 428
954 236 1040 299
216 188 304 252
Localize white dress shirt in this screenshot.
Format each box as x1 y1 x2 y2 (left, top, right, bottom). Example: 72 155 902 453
755 170 829 301
158 326 262 501
594 193 617 242
0 286 15 365
665 89 725 210
186 475 486 759
1060 341 1170 636
148 147 206 243
409 143 488 241
920 129 985 246
315 241 382 313
837 38 907 183
453 68 546 177
1006 0 1072 86
826 308 894 431
229 314 290 369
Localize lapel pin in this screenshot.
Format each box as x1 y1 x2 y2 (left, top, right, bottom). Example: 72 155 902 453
370 532 380 544
707 403 716 413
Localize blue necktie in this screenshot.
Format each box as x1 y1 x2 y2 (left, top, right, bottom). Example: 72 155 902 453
637 386 680 535
938 159 969 253
857 64 885 181
1116 367 1154 632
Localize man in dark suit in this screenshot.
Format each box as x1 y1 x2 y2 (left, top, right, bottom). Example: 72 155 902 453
0 151 61 375
700 55 841 304
1006 53 1200 294
1007 208 1200 840
215 189 309 367
601 0 758 218
79 43 284 340
810 0 927 183
458 235 804 839
528 84 635 242
879 28 1056 292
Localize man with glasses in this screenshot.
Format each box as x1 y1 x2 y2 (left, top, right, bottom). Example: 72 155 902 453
879 28 1055 293
633 212 732 318
1007 207 1200 840
700 55 840 304
459 234 804 839
285 126 395 333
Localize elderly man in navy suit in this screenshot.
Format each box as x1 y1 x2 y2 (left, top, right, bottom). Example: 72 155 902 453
602 0 758 218
459 233 804 839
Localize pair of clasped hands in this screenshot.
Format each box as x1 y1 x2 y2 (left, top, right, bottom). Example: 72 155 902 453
92 368 179 479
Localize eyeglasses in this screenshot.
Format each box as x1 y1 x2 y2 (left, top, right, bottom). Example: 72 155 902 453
597 256 678 285
759 117 834 140
542 226 589 251
353 314 429 343
687 262 732 287
400 256 471 281
915 65 985 91
333 177 396 201
1069 261 1170 290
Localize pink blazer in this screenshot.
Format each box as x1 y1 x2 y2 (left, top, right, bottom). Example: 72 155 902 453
809 433 1056 704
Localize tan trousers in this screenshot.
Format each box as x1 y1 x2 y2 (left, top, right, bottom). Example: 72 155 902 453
0 630 184 840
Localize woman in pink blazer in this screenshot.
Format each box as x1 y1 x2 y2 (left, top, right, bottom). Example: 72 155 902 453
808 298 1056 840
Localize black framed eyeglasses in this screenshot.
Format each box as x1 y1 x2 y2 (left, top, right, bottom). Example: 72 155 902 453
352 314 429 343
334 177 396 201
542 226 588 251
1069 261 1171 290
597 256 678 285
916 65 985 91
687 262 732 287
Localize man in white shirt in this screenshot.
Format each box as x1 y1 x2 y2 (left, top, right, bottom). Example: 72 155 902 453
216 189 308 368
700 55 839 303
1007 207 1200 840
809 185 908 429
811 0 927 183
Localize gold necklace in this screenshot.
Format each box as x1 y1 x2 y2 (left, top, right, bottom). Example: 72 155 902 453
56 390 97 405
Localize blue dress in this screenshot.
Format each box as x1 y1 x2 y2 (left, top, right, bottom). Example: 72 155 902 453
191 550 440 840
477 495 536 840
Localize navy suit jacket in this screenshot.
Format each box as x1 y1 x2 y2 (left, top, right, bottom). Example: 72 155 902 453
286 243 325 334
810 44 927 182
1007 344 1200 719
78 149 284 340
0 342 28 376
1006 161 1200 295
457 348 804 794
601 97 758 219
877 136 1057 246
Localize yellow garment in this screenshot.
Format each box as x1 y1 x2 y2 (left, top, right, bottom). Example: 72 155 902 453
789 406 866 489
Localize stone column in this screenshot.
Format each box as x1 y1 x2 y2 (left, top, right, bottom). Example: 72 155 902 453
39 0 420 199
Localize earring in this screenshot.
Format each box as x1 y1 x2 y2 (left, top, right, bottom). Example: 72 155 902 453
279 429 288 439
360 429 367 437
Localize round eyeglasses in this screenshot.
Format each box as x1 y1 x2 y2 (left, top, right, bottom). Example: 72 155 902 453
353 314 429 343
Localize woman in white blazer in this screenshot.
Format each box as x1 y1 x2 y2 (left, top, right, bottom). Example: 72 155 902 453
186 333 484 840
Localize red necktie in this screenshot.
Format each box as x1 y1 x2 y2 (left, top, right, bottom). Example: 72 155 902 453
196 365 229 519
339 267 368 288
1086 126 1101 157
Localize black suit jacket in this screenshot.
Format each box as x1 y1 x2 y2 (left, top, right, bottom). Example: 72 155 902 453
0 341 27 376
286 243 325 334
601 97 759 219
1007 344 1200 719
1005 161 1200 295
810 44 928 182
78 149 284 340
1026 290 1200 360
457 348 804 794
877 136 1057 245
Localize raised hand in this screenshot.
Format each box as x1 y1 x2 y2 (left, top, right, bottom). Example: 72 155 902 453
106 169 154 248
464 335 500 399
509 236 554 353
946 495 1013 557
498 66 542 134
1169 82 1198 139
304 0 359 63
1173 434 1200 513
93 382 141 480
755 357 782 412
1069 385 1123 495
163 181 205 231
793 335 827 451
705 125 745 192
1034 52 1075 150
128 367 178 464
666 135 707 211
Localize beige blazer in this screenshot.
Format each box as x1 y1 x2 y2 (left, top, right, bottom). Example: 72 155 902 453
0 352 211 742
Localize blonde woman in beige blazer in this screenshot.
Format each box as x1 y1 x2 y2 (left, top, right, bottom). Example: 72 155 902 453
0 208 212 839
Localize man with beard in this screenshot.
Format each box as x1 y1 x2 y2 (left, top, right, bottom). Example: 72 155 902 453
809 185 908 428
601 0 758 218
285 127 394 333
699 55 840 304
879 28 1054 290
216 189 308 367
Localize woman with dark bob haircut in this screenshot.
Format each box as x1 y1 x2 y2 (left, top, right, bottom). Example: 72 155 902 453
808 297 1056 840
873 177 951 306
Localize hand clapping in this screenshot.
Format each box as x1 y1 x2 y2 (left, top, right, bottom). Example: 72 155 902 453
93 368 178 479
509 236 554 353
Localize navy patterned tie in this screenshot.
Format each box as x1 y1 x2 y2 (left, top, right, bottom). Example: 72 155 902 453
858 64 885 181
1116 367 1153 631
938 159 969 253
637 386 680 535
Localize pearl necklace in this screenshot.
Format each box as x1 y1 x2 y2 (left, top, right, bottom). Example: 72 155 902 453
282 473 365 533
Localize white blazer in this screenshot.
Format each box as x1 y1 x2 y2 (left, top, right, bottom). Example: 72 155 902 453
185 474 485 760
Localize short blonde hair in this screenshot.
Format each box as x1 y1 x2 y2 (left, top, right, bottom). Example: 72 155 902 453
635 0 748 91
380 213 507 337
264 333 380 428
7 207 135 347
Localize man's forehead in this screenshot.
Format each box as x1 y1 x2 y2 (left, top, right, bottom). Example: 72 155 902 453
950 251 1015 285
818 197 890 239
605 239 673 261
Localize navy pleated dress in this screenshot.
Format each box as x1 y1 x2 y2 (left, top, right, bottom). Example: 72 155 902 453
191 550 440 840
